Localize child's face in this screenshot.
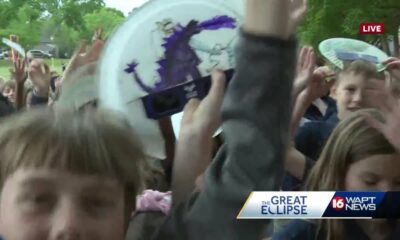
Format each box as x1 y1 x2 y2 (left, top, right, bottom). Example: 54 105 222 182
0 169 126 240
334 72 378 120
345 154 400 192
2 86 15 103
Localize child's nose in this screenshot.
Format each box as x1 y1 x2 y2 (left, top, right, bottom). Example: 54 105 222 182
352 90 363 103
50 200 83 240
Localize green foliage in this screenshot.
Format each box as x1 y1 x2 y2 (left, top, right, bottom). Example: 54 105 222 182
53 23 80 58
81 8 125 40
299 0 400 56
0 3 43 49
0 0 127 57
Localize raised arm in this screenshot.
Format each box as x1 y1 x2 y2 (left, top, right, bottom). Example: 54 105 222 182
11 59 26 110
285 66 335 180
154 1 304 239
172 71 226 205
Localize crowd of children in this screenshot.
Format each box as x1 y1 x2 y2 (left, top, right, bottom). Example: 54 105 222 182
0 0 399 239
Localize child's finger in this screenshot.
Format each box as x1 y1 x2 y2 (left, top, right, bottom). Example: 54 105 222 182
383 57 399 65
17 59 22 70
87 40 104 62
325 77 335 89
76 40 87 56
303 47 311 68
362 112 385 133
385 60 400 70
65 40 87 73
364 90 392 113
21 58 26 70
41 64 46 75
205 70 226 109
182 98 201 122
297 47 307 69
98 28 104 39
306 47 315 69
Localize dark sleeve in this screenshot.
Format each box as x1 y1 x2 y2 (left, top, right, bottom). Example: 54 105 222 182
0 95 15 117
304 104 323 121
281 157 316 191
153 31 297 239
303 157 316 182
30 93 48 106
295 122 319 160
322 96 337 120
272 220 318 240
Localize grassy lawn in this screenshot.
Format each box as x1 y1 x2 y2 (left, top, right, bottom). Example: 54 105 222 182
0 59 69 80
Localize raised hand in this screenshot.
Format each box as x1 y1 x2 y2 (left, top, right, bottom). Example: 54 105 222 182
92 28 104 42
61 37 104 84
288 0 308 36
293 46 316 98
10 58 26 85
300 66 335 103
245 0 307 39
180 70 226 139
28 59 51 97
173 70 226 205
363 80 400 151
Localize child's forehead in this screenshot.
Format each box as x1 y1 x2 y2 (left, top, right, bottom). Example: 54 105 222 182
8 168 122 191
338 71 377 84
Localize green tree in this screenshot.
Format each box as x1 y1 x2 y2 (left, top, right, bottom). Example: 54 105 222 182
81 8 125 40
0 4 43 49
300 0 400 57
0 0 106 52
0 1 13 29
54 23 80 58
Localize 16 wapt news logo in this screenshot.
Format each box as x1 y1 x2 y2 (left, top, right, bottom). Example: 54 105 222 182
236 192 397 219
331 196 376 212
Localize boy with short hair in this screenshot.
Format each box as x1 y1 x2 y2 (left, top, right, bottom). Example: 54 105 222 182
296 60 385 160
0 108 148 240
284 60 386 190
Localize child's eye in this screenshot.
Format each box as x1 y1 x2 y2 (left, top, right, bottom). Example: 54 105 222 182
21 193 55 211
362 179 378 186
30 194 53 204
345 87 356 93
83 197 115 213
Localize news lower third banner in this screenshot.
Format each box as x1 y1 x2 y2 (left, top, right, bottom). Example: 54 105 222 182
237 192 400 219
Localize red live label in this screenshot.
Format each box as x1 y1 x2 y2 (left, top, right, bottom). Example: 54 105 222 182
359 23 385 35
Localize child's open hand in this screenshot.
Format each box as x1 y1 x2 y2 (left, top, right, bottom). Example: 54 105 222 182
28 59 51 96
92 28 103 42
10 58 26 85
293 46 316 97
244 0 307 39
180 70 226 139
288 0 308 36
363 80 400 152
61 38 104 85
